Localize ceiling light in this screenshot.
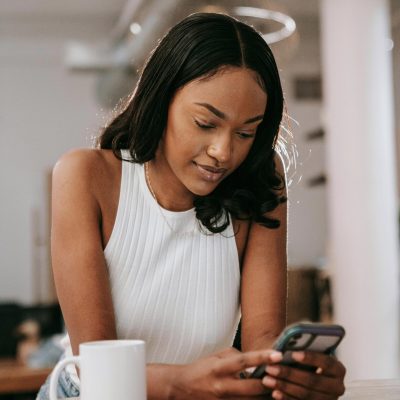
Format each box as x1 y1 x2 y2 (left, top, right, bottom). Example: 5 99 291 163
129 22 142 35
234 6 296 44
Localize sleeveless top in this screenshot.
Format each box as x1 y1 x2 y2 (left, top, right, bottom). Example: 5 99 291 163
63 150 241 380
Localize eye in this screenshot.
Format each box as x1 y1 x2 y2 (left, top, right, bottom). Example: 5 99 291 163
236 132 255 139
194 119 215 130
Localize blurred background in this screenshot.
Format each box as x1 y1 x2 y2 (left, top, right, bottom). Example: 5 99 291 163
0 0 399 398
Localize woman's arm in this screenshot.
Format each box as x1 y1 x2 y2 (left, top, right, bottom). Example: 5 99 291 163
240 152 288 352
51 149 118 355
240 153 346 399
52 149 183 399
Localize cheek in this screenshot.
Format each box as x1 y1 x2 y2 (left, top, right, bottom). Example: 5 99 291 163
163 126 202 162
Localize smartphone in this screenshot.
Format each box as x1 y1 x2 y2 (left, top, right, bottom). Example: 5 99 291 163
250 322 345 379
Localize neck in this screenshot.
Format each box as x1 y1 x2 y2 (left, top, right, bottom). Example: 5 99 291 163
145 158 194 212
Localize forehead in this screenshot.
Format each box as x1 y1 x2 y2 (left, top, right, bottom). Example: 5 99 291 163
172 67 267 118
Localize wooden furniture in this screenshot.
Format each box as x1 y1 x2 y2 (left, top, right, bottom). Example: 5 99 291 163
67 379 400 399
0 358 52 394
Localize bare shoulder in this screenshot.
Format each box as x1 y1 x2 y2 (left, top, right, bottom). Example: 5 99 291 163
53 148 120 196
53 148 116 177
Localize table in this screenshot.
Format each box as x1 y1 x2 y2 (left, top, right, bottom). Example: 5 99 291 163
68 379 400 399
0 358 52 394
341 379 400 399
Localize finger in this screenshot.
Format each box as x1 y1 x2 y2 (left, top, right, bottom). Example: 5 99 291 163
262 375 339 400
265 364 346 397
214 350 283 375
291 352 346 379
270 390 299 400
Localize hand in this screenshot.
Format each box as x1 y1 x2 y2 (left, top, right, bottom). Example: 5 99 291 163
261 351 346 399
170 347 283 399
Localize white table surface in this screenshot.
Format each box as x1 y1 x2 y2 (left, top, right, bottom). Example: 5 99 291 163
69 378 400 399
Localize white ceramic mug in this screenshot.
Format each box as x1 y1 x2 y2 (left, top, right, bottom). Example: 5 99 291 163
49 340 146 400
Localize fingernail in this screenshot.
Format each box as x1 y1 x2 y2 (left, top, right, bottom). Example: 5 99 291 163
266 365 280 376
269 351 283 362
292 351 305 361
272 390 283 400
262 376 277 387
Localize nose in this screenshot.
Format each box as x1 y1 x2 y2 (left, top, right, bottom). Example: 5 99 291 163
206 134 232 164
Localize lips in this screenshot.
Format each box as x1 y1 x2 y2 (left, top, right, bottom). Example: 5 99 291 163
193 162 227 182
196 163 227 173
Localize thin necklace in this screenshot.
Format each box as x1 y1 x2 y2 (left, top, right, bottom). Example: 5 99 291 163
144 161 197 235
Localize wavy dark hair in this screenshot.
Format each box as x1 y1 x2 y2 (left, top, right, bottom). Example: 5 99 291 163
97 12 287 233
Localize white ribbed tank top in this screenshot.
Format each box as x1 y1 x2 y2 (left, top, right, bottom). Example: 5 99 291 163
63 150 241 375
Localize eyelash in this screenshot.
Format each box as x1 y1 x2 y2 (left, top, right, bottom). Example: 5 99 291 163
194 120 255 139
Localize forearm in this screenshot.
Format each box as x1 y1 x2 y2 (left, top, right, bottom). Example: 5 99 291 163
241 331 281 352
241 316 286 352
147 363 182 400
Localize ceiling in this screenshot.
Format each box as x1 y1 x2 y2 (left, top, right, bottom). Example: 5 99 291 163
2 0 397 109
5 0 314 108
0 0 319 19
0 0 127 17
3 0 400 26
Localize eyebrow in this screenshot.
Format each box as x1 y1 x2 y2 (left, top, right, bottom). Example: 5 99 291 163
194 102 264 124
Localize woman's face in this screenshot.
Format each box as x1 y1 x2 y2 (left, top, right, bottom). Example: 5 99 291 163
156 66 267 203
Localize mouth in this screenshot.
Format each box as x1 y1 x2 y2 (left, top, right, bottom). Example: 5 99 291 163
193 162 227 182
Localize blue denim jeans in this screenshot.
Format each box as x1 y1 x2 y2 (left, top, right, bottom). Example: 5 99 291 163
36 367 80 400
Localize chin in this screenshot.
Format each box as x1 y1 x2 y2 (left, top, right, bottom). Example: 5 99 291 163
188 183 219 197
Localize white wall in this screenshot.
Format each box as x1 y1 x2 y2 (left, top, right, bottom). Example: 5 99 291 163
281 7 400 268
393 4 400 193
277 17 328 268
320 0 399 379
0 17 113 303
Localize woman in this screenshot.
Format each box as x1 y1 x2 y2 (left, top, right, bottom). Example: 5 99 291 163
37 12 346 400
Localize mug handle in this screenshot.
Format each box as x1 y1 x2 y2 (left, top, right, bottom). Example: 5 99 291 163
49 356 80 400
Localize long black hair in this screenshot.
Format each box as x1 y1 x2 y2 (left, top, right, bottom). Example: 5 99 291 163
97 12 287 233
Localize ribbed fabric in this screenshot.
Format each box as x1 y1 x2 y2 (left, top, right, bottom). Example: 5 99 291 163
63 150 240 380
